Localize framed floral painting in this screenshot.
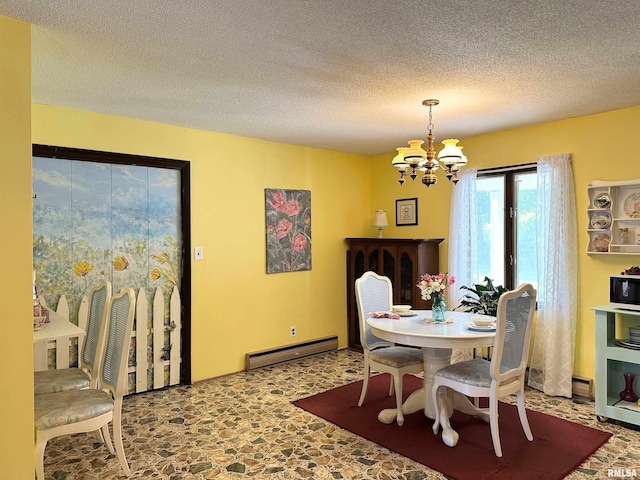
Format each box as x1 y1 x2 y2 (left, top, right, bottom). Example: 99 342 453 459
265 188 311 273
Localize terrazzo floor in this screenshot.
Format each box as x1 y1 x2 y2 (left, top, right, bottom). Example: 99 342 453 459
41 349 640 479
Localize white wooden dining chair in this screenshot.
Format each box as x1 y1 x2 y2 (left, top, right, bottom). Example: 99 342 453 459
34 287 135 479
34 281 112 394
431 283 537 457
355 271 423 426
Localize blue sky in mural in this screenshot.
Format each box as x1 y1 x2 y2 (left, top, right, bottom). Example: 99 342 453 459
33 157 182 309
33 158 180 249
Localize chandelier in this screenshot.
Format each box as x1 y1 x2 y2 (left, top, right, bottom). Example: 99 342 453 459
392 99 467 187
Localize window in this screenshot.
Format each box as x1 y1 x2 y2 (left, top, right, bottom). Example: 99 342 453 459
475 166 537 290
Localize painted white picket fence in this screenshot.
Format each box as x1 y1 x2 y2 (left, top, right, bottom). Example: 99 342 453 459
132 286 182 392
38 286 182 394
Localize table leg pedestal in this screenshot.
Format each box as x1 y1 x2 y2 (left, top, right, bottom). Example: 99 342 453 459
377 347 453 424
422 347 452 417
377 387 425 424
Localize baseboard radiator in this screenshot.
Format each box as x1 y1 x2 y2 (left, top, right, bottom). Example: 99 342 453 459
572 375 593 399
523 368 592 400
245 335 339 371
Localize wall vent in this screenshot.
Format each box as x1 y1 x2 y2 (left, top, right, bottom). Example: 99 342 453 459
245 336 338 371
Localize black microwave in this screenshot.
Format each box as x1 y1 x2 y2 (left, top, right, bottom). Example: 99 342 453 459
610 275 640 311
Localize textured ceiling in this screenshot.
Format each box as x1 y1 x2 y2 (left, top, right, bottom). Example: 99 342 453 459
1 0 640 155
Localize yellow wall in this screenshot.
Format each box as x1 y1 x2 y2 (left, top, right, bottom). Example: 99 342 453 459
0 15 34 479
371 105 640 381
32 104 373 381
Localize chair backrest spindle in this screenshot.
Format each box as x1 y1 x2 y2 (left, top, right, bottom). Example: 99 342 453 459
355 272 393 351
101 288 135 397
79 282 112 388
490 284 536 381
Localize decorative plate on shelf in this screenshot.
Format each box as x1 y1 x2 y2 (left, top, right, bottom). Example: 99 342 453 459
590 212 611 229
615 339 640 350
623 192 640 218
593 193 612 208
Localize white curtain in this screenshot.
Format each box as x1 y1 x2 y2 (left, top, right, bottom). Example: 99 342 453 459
447 168 478 308
527 153 578 397
448 169 478 363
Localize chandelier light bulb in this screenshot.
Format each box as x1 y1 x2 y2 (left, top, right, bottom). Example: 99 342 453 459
438 138 463 167
391 147 408 171
403 140 427 165
391 147 409 184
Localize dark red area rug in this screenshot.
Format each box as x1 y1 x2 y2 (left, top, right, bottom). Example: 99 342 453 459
293 374 611 480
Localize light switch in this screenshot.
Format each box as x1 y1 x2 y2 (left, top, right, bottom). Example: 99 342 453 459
194 247 203 260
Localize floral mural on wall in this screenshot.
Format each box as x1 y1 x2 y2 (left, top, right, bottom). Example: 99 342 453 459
33 156 182 389
265 188 311 273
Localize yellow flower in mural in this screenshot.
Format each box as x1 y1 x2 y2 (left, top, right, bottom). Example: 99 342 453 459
73 260 95 277
150 252 178 287
112 256 129 271
150 268 162 281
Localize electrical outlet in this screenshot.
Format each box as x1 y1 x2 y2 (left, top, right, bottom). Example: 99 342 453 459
194 247 203 260
290 326 296 337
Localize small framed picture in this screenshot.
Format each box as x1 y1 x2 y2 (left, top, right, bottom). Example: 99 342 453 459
396 197 418 226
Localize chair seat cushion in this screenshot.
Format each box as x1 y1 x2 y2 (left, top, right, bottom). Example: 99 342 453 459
436 357 493 387
371 346 423 368
436 358 519 388
34 389 114 430
34 368 90 394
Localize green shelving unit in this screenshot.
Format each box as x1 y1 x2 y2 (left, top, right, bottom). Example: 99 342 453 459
594 304 640 425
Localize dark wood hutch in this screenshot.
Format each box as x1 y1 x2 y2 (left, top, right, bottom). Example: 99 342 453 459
345 237 443 350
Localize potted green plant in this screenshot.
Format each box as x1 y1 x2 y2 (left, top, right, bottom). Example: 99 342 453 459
455 276 508 316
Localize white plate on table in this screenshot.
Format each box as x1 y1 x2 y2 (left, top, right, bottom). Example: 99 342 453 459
396 311 418 317
464 322 496 332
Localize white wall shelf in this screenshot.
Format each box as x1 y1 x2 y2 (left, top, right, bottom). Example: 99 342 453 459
587 179 640 255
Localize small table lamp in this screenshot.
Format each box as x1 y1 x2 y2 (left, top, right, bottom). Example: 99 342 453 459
373 210 389 238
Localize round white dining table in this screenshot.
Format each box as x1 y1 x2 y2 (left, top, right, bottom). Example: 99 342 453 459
367 310 496 446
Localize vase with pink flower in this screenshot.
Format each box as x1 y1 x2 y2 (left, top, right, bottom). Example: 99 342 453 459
417 272 455 322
